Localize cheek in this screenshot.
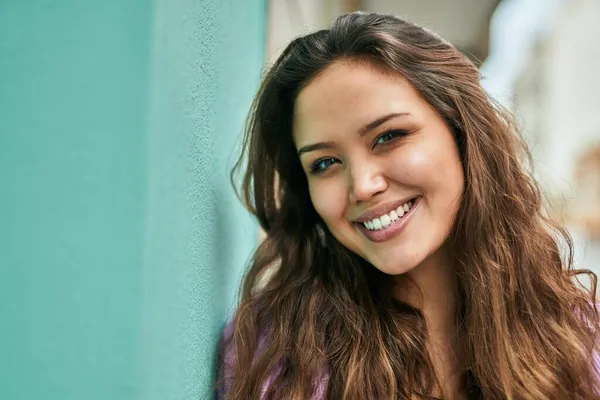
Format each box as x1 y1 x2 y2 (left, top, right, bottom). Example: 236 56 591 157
388 145 440 186
394 139 463 194
431 144 464 199
308 179 348 223
417 142 464 221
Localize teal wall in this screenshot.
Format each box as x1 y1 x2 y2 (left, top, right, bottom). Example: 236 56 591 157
0 0 264 399
138 0 264 398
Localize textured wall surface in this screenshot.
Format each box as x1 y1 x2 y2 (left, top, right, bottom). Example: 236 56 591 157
139 0 264 399
0 0 264 398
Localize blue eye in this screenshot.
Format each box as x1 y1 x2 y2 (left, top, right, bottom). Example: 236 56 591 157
375 130 407 146
310 157 338 173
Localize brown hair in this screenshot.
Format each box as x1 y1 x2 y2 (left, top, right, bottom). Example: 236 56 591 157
220 11 599 399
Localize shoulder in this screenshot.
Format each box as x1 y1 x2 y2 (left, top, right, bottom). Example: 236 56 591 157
216 316 275 399
216 316 328 399
216 318 235 399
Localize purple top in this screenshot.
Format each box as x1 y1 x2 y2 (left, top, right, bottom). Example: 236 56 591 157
217 320 328 399
218 318 600 399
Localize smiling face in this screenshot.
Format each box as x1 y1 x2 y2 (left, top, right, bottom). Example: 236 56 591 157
292 60 464 276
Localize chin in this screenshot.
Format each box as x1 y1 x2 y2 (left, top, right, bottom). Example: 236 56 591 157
368 254 422 276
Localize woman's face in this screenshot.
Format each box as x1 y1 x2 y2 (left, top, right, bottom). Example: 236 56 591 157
293 61 464 275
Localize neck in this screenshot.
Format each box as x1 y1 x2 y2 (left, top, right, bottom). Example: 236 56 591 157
394 246 458 333
394 246 463 399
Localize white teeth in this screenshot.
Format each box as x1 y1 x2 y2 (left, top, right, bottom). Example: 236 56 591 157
380 214 391 227
372 218 382 229
361 198 416 231
397 206 405 217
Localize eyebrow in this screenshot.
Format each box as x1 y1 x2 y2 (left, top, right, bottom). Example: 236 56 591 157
358 112 410 136
297 141 336 157
297 112 410 157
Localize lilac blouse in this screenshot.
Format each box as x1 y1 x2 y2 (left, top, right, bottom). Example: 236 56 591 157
218 318 600 399
217 319 328 399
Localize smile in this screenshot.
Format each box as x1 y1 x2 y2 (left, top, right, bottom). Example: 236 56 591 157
362 198 416 230
355 196 420 242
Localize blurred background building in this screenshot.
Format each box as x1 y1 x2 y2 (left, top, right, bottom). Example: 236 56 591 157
1 1 598 399
509 0 600 273
267 0 500 65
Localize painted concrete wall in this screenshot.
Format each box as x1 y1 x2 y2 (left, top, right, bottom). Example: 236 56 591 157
0 0 264 399
138 0 264 399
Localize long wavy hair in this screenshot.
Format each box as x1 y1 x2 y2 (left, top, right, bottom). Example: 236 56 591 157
220 11 599 399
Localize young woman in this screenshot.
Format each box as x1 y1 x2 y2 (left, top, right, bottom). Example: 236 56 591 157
217 11 599 399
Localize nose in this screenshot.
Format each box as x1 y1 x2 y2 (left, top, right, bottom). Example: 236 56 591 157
348 159 388 203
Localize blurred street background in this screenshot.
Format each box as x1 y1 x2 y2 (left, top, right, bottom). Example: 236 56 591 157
1 0 598 399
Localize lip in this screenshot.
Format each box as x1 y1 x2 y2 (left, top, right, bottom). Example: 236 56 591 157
354 196 420 223
355 196 421 243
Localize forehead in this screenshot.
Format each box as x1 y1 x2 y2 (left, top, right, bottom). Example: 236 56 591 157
292 60 425 144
